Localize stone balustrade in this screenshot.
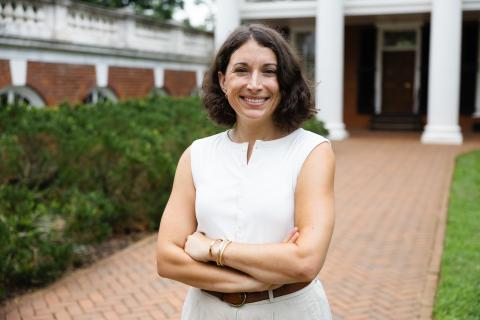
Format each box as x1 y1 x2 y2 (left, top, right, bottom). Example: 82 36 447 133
0 0 213 59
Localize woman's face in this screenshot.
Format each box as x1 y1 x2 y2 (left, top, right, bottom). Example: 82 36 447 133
219 39 281 124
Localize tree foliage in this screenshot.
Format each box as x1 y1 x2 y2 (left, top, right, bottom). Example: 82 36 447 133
77 0 185 21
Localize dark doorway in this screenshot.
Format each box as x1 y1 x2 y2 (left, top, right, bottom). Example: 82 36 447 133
382 51 415 114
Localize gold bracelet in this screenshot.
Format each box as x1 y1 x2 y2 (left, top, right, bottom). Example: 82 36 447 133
216 240 226 266
218 240 232 267
208 239 222 258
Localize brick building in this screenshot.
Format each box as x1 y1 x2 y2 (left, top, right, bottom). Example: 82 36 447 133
216 0 480 144
0 0 213 107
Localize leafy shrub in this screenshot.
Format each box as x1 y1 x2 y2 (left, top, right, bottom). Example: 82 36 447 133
303 116 329 136
0 185 72 298
0 96 328 300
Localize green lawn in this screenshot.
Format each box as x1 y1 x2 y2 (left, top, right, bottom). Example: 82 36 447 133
433 150 480 319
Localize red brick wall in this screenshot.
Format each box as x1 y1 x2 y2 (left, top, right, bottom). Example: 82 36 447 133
0 60 12 89
164 70 197 97
108 67 154 99
344 26 370 129
27 62 95 106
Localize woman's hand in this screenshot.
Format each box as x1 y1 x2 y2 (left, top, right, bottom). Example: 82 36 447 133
184 231 213 262
184 227 300 263
283 227 299 244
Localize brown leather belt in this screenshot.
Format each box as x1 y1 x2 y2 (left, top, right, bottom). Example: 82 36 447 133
203 282 310 307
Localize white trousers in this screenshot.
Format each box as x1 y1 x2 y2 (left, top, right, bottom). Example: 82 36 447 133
181 278 332 320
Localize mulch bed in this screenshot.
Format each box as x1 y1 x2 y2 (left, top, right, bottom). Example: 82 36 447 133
73 231 151 267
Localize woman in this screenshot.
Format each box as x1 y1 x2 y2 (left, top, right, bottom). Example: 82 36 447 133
156 24 335 319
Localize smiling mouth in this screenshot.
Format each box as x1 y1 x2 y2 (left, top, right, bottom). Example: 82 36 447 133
242 96 269 105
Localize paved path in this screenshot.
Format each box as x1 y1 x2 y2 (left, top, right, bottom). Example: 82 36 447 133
3 132 480 320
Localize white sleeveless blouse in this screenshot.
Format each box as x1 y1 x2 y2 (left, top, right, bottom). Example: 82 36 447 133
190 128 329 244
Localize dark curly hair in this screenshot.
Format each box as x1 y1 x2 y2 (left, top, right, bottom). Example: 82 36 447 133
202 24 317 132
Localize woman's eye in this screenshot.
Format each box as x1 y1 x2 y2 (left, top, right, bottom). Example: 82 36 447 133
234 68 248 74
263 69 277 75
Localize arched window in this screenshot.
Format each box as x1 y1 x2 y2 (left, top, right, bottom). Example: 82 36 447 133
83 87 117 104
149 87 169 97
190 87 201 97
0 86 45 108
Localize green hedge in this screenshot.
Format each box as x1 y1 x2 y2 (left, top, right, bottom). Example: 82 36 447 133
0 96 328 300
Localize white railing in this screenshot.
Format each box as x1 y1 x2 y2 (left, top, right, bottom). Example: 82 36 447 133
0 0 213 58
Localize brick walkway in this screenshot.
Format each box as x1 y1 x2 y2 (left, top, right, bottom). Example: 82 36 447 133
3 132 480 320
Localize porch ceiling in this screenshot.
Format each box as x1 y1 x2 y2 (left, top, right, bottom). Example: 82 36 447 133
240 0 480 20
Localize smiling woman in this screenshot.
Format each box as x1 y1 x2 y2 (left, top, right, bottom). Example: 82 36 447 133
156 24 335 320
218 39 281 126
202 24 316 133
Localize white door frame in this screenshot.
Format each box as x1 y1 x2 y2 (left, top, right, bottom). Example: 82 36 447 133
290 25 316 81
375 23 423 115
290 25 314 46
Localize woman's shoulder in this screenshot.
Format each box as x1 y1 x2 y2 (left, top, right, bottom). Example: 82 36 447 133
295 128 330 145
192 131 226 147
190 131 228 157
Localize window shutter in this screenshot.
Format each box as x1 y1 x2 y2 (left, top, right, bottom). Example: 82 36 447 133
460 21 478 115
419 24 430 115
357 25 376 115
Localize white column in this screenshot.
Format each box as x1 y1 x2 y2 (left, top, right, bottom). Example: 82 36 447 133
195 68 205 89
474 20 480 118
95 64 108 87
154 67 165 88
421 0 463 144
315 0 348 140
214 0 240 50
9 59 27 86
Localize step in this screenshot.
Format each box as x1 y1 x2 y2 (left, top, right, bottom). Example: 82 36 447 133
370 114 423 131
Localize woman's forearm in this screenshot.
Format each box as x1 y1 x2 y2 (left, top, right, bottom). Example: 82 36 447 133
156 242 273 293
184 228 322 284
214 200 334 283
219 241 320 284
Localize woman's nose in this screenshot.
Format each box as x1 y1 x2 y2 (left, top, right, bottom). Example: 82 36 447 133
247 71 261 91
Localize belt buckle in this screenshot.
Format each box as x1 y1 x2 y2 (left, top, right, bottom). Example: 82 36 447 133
229 292 247 308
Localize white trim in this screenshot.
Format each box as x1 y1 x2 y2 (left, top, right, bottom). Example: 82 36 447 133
239 0 480 18
375 23 422 114
0 85 45 107
345 0 431 16
0 48 208 74
9 60 27 86
464 0 480 11
240 0 316 19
